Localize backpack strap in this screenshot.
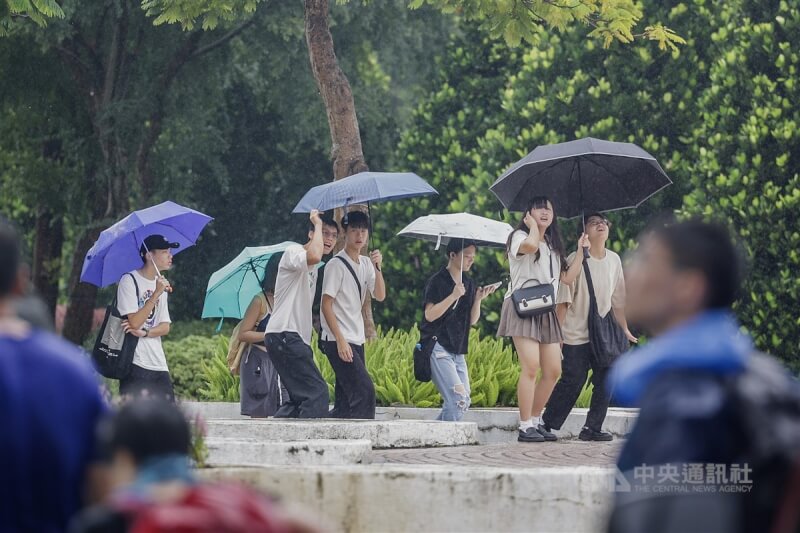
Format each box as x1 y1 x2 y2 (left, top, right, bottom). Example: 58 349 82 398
334 255 363 301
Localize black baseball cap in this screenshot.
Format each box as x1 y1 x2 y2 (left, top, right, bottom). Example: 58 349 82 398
140 234 180 257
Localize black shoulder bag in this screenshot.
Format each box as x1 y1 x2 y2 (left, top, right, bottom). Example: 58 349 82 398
511 246 556 318
92 273 140 380
582 260 629 368
413 283 457 382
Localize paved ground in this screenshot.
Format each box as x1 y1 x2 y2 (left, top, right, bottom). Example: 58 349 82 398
373 438 622 468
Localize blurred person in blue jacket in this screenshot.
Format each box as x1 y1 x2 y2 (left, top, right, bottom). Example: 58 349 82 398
0 217 108 532
607 219 800 533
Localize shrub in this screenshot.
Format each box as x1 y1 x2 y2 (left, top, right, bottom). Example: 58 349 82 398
198 336 240 402
163 335 221 400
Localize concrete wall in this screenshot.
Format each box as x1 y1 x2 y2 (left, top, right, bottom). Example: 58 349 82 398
202 464 615 533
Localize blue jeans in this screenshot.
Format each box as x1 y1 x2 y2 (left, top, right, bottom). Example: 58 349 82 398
430 342 471 421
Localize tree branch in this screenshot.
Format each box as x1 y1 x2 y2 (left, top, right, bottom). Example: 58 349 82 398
191 19 255 59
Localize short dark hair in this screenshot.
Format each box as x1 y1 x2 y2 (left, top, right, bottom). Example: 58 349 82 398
98 399 191 465
446 239 477 256
650 219 744 310
0 218 20 298
308 213 339 233
341 210 370 231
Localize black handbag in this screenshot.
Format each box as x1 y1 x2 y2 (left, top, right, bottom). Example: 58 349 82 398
583 260 629 368
510 247 556 318
92 273 140 380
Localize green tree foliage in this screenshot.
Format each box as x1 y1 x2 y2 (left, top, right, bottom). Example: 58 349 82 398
410 0 684 49
382 1 800 370
0 0 64 35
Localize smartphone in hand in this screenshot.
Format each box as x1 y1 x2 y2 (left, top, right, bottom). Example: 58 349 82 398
482 281 503 292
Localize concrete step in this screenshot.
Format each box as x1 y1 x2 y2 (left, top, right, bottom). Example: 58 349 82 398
205 419 479 449
183 402 638 444
202 464 614 533
206 438 372 467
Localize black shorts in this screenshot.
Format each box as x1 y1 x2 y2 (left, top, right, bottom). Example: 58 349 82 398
119 364 175 402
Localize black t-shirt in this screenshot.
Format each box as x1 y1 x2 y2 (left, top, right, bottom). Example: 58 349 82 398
420 268 476 355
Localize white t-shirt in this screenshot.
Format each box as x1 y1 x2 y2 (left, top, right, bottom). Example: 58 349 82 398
557 250 626 345
320 250 377 345
263 245 319 346
505 230 562 300
117 270 171 372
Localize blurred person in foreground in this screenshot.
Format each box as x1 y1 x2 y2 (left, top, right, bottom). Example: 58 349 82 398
71 398 319 533
0 218 108 532
607 219 800 533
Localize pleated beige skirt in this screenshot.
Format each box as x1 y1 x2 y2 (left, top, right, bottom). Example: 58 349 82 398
496 297 563 344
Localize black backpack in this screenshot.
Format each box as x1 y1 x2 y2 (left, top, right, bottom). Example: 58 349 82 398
92 273 140 380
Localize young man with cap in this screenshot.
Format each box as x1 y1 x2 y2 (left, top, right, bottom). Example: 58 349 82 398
117 234 178 401
320 210 386 419
265 210 338 418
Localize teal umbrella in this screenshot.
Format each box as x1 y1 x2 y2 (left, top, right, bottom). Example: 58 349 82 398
201 242 323 321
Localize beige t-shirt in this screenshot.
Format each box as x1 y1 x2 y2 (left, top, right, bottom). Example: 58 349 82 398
263 245 319 346
558 250 626 345
320 250 377 345
505 230 561 300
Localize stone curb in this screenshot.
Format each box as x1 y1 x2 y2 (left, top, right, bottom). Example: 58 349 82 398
206 438 372 467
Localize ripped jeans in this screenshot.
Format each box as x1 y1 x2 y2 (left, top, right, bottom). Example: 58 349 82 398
430 342 471 421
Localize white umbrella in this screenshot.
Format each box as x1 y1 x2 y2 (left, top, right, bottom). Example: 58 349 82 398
397 212 514 250
398 213 513 306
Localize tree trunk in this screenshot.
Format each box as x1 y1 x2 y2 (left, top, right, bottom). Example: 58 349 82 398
62 227 102 345
32 209 64 316
304 0 376 339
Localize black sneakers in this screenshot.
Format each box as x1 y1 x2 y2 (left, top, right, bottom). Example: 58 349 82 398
578 427 613 441
536 424 558 441
518 426 545 442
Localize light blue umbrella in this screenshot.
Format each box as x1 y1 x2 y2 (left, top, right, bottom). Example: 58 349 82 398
201 242 323 321
291 171 438 213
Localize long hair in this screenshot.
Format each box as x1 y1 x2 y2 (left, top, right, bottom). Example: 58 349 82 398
506 196 568 271
261 252 283 296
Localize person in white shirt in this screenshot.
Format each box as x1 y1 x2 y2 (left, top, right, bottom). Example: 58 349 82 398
118 234 177 401
542 213 638 441
320 211 386 419
496 196 589 443
264 210 338 418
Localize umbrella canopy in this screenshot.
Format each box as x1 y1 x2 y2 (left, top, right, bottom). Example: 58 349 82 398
397 213 514 249
292 171 438 213
201 242 323 320
80 201 213 288
489 137 672 218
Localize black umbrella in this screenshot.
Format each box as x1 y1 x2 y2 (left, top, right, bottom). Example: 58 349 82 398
489 137 672 218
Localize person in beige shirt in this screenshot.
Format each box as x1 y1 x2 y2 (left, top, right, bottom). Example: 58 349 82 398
542 213 637 441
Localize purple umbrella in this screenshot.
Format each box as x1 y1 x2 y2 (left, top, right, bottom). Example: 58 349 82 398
80 201 213 288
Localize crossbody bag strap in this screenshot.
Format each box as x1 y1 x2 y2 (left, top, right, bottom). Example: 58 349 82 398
581 260 599 314
334 255 363 301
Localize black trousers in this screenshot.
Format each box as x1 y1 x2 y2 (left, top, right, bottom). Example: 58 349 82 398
543 343 610 432
321 340 376 419
265 332 329 418
119 364 175 402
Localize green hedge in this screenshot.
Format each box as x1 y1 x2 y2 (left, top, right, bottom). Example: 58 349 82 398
199 325 595 409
